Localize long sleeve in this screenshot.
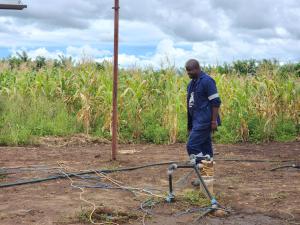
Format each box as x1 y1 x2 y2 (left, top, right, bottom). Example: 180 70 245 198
206 78 221 107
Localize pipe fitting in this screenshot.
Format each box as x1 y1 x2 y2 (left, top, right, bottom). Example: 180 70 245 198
168 164 178 174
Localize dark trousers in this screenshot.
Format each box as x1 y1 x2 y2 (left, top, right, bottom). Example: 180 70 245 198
187 128 213 157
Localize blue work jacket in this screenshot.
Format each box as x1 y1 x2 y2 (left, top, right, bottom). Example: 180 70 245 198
187 71 221 130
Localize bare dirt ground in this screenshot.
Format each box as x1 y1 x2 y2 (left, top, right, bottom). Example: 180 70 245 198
0 138 299 225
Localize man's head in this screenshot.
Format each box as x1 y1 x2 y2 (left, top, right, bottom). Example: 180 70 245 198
185 59 201 79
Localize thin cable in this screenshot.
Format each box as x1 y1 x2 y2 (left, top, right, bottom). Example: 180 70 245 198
93 170 165 199
58 165 119 225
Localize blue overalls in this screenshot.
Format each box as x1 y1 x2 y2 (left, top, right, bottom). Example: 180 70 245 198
187 71 221 158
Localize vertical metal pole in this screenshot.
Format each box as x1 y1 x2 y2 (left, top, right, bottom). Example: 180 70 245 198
112 0 119 161
168 174 173 194
193 166 213 200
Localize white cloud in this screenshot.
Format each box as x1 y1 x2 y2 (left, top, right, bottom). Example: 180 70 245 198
10 35 300 68
1 0 300 64
10 47 63 59
66 45 111 59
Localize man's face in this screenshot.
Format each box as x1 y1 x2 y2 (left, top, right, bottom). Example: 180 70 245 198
185 67 199 79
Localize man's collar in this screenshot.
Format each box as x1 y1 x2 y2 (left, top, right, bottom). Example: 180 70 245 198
192 71 204 81
199 71 205 79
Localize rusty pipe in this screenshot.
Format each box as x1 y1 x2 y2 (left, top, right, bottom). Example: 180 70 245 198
111 0 119 161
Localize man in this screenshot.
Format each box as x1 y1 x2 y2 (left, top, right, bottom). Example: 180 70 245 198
185 59 221 171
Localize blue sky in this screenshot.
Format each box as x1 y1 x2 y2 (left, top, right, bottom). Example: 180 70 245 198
0 0 299 67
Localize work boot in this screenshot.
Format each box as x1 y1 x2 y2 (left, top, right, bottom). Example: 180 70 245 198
200 160 214 177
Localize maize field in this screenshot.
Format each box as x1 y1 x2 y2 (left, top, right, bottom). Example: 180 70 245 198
0 58 299 145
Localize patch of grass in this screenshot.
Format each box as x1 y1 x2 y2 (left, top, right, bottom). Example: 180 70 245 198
77 206 139 224
0 174 7 180
181 189 210 206
270 191 289 200
0 96 81 145
274 119 297 142
77 207 90 224
101 161 122 171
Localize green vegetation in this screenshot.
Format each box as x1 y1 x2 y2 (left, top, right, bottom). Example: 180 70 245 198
76 206 139 224
182 190 210 206
0 55 299 145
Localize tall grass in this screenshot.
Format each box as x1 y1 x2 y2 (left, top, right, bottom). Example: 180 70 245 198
0 58 299 145
0 95 80 145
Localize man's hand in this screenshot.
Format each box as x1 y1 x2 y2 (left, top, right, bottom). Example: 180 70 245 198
211 121 218 132
211 106 219 132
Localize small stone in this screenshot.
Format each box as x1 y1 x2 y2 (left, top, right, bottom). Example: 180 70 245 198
213 209 227 217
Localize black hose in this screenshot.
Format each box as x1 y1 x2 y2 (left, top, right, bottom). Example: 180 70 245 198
1 158 297 188
216 159 294 163
1 158 295 173
0 161 182 188
176 165 194 169
270 164 300 171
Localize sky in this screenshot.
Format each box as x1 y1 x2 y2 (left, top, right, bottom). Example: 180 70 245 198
0 0 299 67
